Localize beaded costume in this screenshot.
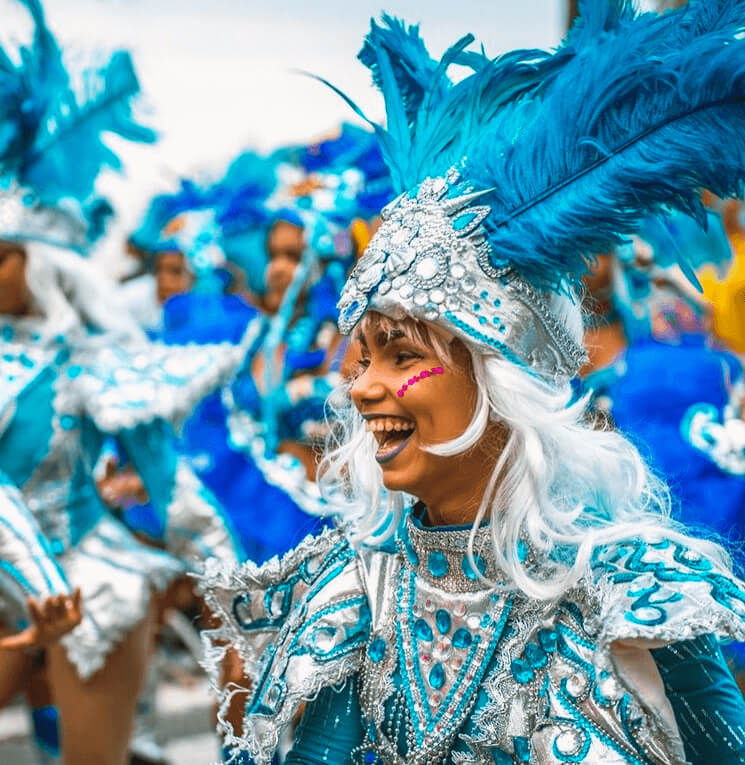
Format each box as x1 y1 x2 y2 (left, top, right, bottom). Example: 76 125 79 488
202 2 745 763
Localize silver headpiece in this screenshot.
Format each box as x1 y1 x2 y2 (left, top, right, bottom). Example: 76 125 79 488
337 172 588 382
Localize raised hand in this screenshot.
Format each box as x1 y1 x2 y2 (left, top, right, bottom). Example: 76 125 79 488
0 589 82 650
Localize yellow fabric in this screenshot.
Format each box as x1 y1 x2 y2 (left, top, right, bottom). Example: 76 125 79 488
699 232 745 352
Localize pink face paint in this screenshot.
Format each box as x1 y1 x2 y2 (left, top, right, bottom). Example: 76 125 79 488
397 367 444 397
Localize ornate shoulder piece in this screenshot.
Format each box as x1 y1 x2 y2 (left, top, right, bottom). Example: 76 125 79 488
74 318 262 434
199 526 370 765
589 535 745 650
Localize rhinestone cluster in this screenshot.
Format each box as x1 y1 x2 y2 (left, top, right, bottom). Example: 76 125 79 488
337 171 588 382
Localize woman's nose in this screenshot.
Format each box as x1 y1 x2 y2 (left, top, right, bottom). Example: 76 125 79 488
350 368 388 409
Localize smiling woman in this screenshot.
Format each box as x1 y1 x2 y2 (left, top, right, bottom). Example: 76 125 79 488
201 6 745 765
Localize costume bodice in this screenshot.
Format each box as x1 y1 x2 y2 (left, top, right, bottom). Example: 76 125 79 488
203 509 745 765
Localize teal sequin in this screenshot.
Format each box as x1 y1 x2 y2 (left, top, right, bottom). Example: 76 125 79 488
429 663 445 690
369 637 386 663
511 658 534 684
414 618 433 642
524 641 548 669
538 628 558 653
517 539 529 562
513 736 531 762
461 553 487 580
427 551 449 578
452 628 472 650
435 609 451 635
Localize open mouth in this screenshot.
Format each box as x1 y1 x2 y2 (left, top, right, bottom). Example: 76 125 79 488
365 416 416 464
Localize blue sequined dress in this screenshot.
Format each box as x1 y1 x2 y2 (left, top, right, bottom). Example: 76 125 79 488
203 505 745 765
0 316 245 678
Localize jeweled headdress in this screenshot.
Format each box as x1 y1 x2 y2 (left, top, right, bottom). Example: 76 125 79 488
0 0 156 251
330 3 745 382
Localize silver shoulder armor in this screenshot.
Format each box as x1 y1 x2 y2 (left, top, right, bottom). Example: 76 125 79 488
200 526 370 765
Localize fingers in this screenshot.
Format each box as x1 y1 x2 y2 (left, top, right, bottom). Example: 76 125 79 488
27 596 44 625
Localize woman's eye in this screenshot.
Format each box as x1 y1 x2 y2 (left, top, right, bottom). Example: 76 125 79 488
396 352 418 364
349 358 370 379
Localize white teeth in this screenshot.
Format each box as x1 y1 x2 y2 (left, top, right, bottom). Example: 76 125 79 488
365 417 416 433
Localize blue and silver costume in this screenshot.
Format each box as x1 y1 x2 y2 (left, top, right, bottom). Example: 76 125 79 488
202 2 745 762
204 508 745 764
0 472 69 631
0 319 248 677
0 0 246 676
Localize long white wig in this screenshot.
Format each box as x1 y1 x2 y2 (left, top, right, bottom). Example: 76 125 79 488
21 241 145 343
318 293 731 601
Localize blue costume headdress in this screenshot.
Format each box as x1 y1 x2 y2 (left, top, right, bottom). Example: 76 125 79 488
332 2 745 383
0 0 156 251
130 154 276 293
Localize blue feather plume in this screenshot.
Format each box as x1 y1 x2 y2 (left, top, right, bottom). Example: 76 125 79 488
0 0 156 207
322 0 745 293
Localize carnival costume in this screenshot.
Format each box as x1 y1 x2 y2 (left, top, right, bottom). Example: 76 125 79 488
204 2 745 762
226 127 393 527
0 474 69 632
0 0 246 680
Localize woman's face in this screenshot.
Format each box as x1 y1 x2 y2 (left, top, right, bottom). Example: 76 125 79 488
264 221 304 314
350 313 501 518
0 243 29 316
155 251 192 304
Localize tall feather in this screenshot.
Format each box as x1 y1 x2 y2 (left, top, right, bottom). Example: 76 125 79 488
0 0 156 206
325 0 745 293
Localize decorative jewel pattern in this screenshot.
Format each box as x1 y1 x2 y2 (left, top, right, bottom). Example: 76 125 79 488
337 173 588 382
204 517 745 765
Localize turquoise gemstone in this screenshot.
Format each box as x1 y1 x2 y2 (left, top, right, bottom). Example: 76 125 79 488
538 628 558 653
452 628 472 650
517 539 529 563
511 658 534 684
414 618 433 642
513 736 531 762
427 551 449 578
364 751 378 764
1 325 13 341
435 609 451 635
368 637 386 663
461 554 487 580
429 663 445 690
524 642 547 669
59 415 78 431
490 748 513 765
66 365 83 379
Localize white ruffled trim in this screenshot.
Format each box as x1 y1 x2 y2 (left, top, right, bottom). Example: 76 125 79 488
77 318 262 434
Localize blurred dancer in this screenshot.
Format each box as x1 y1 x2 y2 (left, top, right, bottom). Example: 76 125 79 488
0 3 245 762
